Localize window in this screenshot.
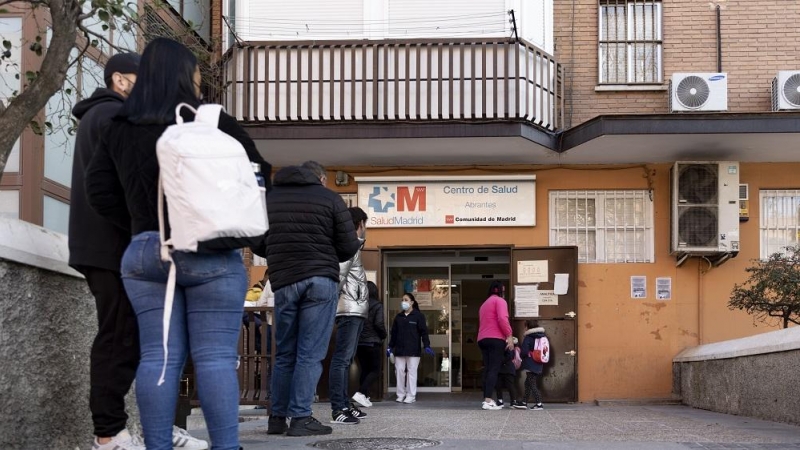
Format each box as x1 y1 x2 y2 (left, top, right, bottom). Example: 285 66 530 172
340 193 358 208
549 190 654 263
43 196 70 235
759 190 800 258
598 0 662 84
0 190 20 220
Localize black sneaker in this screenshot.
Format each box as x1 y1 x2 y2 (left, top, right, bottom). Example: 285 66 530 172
330 409 360 425
529 403 544 411
287 416 333 436
496 399 505 408
348 403 367 419
267 415 287 435
511 401 527 410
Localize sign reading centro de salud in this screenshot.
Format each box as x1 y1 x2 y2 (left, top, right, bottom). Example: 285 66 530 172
355 175 536 228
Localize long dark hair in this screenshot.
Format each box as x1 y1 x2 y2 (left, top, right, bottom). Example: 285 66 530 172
403 292 420 311
118 38 200 124
488 281 505 298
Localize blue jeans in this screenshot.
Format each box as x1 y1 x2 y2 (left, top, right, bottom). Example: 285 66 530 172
329 316 364 411
121 232 245 450
271 276 338 418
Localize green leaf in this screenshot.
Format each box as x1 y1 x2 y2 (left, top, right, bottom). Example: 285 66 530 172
44 121 53 130
98 9 110 22
65 88 72 95
2 40 11 50
35 35 41 43
29 120 43 135
90 39 99 48
25 71 37 82
102 24 109 31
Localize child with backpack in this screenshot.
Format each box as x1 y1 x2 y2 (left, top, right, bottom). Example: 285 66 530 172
520 319 548 410
494 337 526 409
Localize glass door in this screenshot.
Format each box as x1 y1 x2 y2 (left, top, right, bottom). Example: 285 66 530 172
386 265 451 392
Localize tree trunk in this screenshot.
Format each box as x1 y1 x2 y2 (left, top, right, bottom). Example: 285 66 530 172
0 0 81 181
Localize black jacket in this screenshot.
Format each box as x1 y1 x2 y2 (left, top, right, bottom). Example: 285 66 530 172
85 109 270 247
499 348 517 375
388 308 431 357
359 296 387 345
68 89 131 272
265 166 360 291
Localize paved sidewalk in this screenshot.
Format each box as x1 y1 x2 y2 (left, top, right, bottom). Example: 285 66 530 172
190 394 800 449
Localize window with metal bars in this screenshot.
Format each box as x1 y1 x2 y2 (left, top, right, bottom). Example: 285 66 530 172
549 190 654 263
759 190 800 258
340 193 358 208
598 0 662 84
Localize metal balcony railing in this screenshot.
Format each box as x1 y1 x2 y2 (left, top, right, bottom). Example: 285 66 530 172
221 38 564 131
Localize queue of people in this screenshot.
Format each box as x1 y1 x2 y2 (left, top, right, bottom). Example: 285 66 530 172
71 36 549 450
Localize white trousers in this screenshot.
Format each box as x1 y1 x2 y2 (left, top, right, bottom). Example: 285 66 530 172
394 356 421 399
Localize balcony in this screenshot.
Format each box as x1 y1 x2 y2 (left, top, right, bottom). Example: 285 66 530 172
221 38 564 132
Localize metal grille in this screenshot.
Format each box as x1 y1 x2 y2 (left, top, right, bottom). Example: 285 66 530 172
759 189 800 258
550 190 653 263
340 193 358 207
598 0 662 84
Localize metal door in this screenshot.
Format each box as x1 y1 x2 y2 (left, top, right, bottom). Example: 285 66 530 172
511 246 578 402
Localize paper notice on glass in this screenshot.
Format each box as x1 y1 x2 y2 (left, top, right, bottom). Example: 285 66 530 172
414 291 433 307
656 277 672 300
365 270 377 284
537 290 559 306
517 260 548 283
514 284 540 317
554 273 569 295
631 276 647 299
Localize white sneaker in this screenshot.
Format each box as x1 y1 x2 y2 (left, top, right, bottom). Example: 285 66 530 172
403 396 416 403
395 396 405 403
93 429 145 450
481 400 503 410
352 392 373 408
172 426 209 449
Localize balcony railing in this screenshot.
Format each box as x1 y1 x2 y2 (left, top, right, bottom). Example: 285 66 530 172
222 38 564 131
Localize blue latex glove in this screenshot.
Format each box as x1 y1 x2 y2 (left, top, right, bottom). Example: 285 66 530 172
386 348 392 357
424 347 435 356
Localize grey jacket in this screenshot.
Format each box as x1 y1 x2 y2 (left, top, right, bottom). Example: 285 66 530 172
336 238 368 317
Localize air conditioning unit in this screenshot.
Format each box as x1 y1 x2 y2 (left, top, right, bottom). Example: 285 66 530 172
772 71 800 111
670 162 740 255
669 73 728 112
739 183 749 222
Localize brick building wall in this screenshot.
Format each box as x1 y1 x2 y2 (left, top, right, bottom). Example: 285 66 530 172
554 0 800 128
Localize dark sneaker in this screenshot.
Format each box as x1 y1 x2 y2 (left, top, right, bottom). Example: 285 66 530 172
287 416 333 436
511 401 527 410
267 415 288 435
496 399 505 408
530 403 544 411
348 403 367 419
330 409 360 425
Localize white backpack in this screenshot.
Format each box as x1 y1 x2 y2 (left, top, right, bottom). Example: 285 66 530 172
153 102 268 385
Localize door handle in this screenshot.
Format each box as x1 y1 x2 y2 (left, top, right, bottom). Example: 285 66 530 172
565 311 576 318
565 350 576 356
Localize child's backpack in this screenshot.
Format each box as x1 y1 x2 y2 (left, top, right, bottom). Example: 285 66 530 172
530 335 550 364
153 103 268 385
512 346 522 370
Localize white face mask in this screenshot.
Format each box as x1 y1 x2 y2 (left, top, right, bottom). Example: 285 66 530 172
401 301 411 311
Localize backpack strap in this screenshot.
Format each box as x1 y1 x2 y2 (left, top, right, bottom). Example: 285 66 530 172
156 173 176 386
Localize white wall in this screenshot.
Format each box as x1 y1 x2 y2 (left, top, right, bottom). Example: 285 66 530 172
231 0 554 53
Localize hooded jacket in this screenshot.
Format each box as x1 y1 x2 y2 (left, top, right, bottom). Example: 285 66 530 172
265 166 361 291
520 327 546 374
68 88 131 272
388 308 431 357
358 293 387 345
336 238 368 317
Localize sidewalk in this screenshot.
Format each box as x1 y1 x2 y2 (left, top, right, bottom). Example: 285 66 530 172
189 393 800 450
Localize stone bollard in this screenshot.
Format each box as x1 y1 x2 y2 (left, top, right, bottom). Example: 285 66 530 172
0 218 140 449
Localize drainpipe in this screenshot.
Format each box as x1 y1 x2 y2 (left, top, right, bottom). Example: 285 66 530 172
716 5 722 72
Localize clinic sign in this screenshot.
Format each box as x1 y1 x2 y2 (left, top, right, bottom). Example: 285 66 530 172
355 175 536 228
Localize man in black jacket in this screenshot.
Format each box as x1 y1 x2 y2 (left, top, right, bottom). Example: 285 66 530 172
265 161 360 437
70 53 207 450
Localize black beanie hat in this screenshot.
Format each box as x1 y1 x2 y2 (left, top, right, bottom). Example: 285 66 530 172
104 52 140 84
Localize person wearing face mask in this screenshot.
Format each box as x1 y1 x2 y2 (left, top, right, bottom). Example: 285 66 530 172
477 281 514 411
387 293 433 403
86 38 270 450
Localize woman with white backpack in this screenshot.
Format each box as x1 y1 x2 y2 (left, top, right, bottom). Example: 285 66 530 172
86 38 270 450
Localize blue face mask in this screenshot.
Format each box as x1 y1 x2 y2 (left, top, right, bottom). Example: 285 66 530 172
401 301 411 311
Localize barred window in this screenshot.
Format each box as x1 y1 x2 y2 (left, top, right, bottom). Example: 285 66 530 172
549 190 654 263
598 0 662 84
340 193 358 207
759 190 800 258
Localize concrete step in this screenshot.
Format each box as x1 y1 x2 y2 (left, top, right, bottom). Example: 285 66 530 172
595 397 682 407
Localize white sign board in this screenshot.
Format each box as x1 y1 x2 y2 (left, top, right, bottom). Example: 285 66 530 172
631 276 647 299
356 175 536 228
656 277 672 300
514 284 540 317
537 290 559 306
517 260 548 283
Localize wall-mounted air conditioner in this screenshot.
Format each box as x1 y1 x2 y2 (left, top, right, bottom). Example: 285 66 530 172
670 162 740 255
669 73 728 112
772 71 800 111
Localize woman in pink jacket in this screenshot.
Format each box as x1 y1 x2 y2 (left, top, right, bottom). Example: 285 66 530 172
477 281 514 410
